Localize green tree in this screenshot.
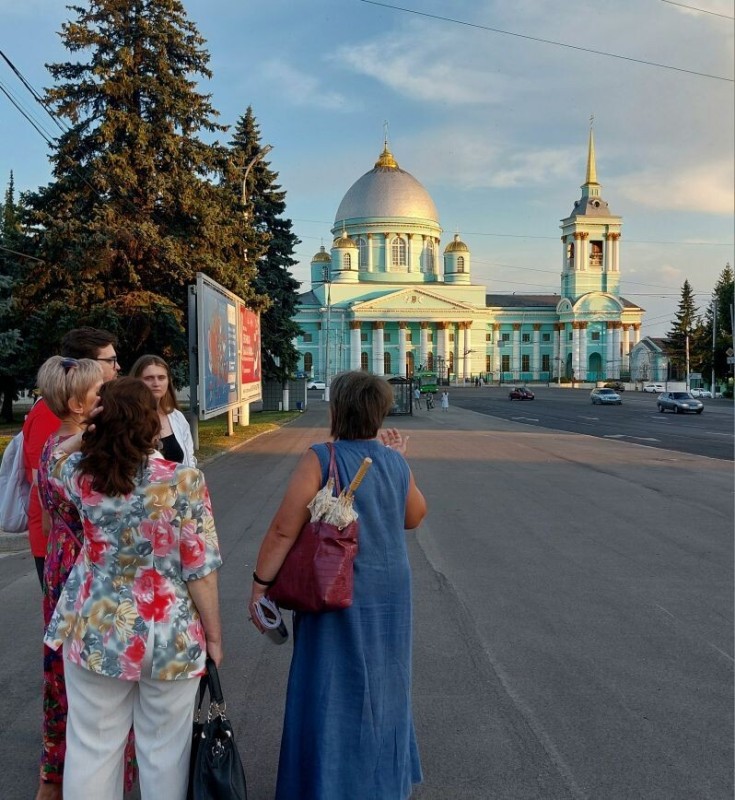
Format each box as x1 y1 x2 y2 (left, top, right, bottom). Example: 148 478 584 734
666 280 702 379
227 107 302 384
701 263 734 389
18 0 266 374
0 173 26 420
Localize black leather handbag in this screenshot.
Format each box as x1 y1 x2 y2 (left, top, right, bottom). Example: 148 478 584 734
187 659 248 800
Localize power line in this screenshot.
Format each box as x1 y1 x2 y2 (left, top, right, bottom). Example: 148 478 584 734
359 0 734 83
0 50 70 134
660 0 735 20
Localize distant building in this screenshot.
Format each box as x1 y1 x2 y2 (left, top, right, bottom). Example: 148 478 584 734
294 129 644 384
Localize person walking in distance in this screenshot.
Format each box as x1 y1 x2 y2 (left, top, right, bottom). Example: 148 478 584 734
413 386 422 410
441 390 449 412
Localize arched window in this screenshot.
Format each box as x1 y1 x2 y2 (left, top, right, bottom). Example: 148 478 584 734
384 352 391 374
457 256 465 273
391 236 407 268
427 352 434 371
448 352 454 374
344 252 351 270
424 241 434 273
358 237 368 269
567 242 574 268
360 352 369 371
303 352 313 374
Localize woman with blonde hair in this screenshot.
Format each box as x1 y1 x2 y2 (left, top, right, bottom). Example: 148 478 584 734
130 355 195 466
35 356 103 800
44 377 222 799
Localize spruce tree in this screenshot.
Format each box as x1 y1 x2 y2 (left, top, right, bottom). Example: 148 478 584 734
666 279 701 379
705 263 734 387
0 173 25 420
227 107 302 384
18 0 265 371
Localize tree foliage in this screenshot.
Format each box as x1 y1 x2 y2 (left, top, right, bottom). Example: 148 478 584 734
17 0 267 376
665 279 707 375
227 108 302 383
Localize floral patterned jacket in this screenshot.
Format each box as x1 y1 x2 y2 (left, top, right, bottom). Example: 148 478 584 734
44 451 222 681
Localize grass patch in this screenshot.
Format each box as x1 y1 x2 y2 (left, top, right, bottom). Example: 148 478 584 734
195 410 299 462
0 410 300 462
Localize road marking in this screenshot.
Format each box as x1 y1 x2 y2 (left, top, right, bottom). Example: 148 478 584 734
604 434 660 442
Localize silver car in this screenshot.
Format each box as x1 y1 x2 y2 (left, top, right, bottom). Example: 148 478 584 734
657 392 704 414
590 387 622 405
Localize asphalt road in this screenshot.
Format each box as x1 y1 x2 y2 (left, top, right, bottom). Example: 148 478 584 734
0 398 732 799
450 385 734 461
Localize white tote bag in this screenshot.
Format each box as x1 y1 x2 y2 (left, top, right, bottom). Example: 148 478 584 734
0 432 30 533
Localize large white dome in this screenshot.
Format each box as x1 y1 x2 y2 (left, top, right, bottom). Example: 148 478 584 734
334 146 439 225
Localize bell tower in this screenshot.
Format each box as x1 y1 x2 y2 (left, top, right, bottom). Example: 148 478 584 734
560 127 622 301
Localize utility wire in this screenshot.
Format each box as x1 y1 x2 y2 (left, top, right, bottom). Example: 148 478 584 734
660 0 735 20
0 50 70 134
0 79 56 146
360 0 734 82
0 244 44 262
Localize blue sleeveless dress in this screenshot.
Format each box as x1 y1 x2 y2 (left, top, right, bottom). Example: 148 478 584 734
275 439 422 800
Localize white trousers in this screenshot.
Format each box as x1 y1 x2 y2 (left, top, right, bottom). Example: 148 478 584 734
62 637 199 800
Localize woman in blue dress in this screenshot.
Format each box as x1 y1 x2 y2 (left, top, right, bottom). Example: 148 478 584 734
249 371 427 800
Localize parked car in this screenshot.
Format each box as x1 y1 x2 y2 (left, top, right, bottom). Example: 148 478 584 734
689 388 712 398
307 380 326 390
509 387 535 400
604 381 626 392
657 392 703 414
590 387 622 405
643 383 665 393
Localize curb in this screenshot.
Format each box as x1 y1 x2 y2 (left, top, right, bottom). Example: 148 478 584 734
0 530 29 553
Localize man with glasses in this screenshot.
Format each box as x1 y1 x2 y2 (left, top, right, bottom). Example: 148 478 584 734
21 328 120 585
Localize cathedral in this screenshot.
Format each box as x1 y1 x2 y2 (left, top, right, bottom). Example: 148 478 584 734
293 129 644 385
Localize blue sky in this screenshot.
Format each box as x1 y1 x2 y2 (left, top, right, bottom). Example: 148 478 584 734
1 0 733 337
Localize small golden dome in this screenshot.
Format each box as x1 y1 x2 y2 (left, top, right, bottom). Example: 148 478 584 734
374 144 398 169
312 246 331 262
332 230 357 248
444 234 469 253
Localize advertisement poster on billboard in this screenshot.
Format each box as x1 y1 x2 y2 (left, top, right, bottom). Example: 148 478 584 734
240 305 261 403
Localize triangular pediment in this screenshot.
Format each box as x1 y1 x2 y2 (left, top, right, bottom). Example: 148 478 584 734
351 287 478 314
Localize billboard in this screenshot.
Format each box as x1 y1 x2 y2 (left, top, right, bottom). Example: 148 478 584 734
194 273 261 419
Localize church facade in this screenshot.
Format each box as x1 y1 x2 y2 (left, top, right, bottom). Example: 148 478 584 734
293 131 644 385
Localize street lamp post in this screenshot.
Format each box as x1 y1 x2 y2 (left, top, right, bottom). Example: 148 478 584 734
321 265 332 401
241 144 273 261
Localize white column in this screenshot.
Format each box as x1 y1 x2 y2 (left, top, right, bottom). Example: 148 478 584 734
580 235 588 271
613 235 620 272
532 326 541 380
604 235 611 273
579 325 588 381
554 327 561 378
367 234 374 273
407 234 414 273
398 324 407 377
634 325 641 346
572 325 581 378
605 324 614 379
622 325 631 375
512 326 521 379
318 323 325 381
612 325 622 378
462 324 470 381
573 235 581 271
350 324 361 370
384 233 390 272
372 324 384 376
420 323 429 368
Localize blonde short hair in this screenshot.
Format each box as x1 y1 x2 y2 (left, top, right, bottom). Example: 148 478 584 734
37 356 103 418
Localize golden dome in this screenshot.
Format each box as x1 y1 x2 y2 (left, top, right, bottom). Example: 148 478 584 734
311 246 331 263
374 143 398 169
332 230 357 248
444 234 468 253
335 148 439 226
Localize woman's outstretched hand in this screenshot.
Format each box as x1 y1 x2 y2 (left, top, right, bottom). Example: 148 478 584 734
380 428 409 455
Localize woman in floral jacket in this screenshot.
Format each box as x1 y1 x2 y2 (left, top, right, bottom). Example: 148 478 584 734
44 378 222 800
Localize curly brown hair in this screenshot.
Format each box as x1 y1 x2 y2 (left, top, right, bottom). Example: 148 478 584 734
78 378 160 496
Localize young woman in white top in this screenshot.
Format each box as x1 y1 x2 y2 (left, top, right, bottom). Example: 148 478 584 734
130 355 196 467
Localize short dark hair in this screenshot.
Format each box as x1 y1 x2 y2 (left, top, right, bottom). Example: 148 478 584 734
329 371 394 440
60 327 118 360
78 377 160 496
129 354 179 413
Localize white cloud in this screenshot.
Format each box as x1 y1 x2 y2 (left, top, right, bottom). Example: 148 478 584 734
261 60 348 111
615 160 735 215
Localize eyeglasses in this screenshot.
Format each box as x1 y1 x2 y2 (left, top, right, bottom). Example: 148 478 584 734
61 357 79 372
96 356 119 365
